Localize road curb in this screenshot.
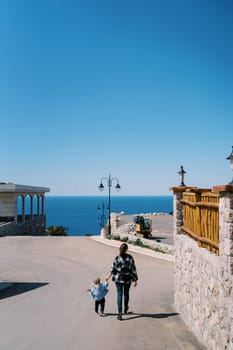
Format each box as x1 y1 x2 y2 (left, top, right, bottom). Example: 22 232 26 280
91 236 174 262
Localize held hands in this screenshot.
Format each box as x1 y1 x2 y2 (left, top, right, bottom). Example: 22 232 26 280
105 273 112 282
133 281 138 287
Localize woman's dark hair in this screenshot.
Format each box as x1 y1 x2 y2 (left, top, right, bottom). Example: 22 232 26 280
120 243 128 256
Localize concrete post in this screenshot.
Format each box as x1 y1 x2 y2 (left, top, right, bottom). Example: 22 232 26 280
209 185 233 348
170 187 191 235
13 195 18 223
110 213 119 234
173 189 184 235
213 185 233 275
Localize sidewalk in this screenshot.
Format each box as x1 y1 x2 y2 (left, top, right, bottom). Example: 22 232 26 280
91 235 174 262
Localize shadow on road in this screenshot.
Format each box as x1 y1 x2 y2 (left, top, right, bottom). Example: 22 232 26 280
105 312 179 320
0 282 49 300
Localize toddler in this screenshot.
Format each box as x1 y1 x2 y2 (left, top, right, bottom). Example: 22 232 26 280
87 277 109 316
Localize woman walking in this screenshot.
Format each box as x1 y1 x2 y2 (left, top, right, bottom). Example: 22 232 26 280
106 243 138 320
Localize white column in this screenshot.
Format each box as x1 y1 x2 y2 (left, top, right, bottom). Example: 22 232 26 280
42 194 45 216
30 195 34 219
22 195 26 223
37 195 40 216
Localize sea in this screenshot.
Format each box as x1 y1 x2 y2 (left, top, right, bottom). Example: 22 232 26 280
45 196 173 236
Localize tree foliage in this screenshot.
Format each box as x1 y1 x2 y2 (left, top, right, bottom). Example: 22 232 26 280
47 225 69 236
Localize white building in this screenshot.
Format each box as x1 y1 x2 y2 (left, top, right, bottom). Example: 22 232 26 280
0 183 50 235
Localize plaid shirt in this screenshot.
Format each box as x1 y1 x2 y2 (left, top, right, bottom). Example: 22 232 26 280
111 253 138 283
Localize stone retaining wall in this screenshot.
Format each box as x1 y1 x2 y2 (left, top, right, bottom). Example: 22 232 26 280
175 234 230 349
172 186 233 350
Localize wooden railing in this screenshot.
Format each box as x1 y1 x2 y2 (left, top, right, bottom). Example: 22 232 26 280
181 189 219 255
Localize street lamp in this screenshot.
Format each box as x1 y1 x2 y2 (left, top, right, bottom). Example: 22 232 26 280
98 174 121 237
226 146 233 185
97 202 107 229
178 166 186 186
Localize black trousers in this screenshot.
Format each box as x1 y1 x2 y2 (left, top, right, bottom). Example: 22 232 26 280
95 297 105 313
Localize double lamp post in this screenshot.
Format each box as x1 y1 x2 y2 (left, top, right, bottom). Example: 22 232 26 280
98 174 121 237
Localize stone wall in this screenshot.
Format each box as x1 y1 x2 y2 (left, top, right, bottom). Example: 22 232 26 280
172 186 233 350
0 216 46 235
175 234 229 349
0 193 17 217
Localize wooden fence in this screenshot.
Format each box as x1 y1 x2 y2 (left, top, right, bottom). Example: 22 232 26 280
181 189 219 255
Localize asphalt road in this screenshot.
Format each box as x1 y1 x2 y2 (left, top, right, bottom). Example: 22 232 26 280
0 236 206 350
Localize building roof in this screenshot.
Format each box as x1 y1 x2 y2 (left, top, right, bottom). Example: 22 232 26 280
0 183 50 193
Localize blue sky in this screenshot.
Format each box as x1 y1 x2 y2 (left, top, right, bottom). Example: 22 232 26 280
0 0 232 195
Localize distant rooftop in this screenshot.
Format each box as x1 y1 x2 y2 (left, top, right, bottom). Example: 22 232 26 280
0 183 50 193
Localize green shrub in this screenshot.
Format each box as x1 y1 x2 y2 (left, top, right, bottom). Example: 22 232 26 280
128 238 166 253
120 236 128 242
110 234 121 241
108 235 167 254
47 225 69 236
135 238 144 247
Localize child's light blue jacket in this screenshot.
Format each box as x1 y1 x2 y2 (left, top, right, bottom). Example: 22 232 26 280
90 282 109 301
